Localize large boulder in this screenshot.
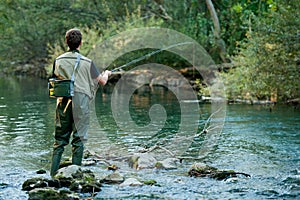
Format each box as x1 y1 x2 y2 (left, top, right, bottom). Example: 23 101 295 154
54 165 101 193
54 165 82 187
54 165 82 179
128 153 157 170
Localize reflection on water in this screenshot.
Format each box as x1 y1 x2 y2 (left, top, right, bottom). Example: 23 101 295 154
0 77 54 165
0 76 299 199
0 76 56 199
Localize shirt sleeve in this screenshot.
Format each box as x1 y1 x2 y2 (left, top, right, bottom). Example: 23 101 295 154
90 61 100 79
52 60 57 78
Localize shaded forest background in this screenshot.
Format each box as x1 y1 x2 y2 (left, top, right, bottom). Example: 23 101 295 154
0 0 299 102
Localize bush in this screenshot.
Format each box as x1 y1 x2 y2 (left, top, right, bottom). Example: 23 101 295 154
221 1 300 102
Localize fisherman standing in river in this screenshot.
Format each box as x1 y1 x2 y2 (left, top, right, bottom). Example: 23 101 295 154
50 28 111 176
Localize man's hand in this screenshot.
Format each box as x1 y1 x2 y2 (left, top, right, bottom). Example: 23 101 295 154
97 70 111 86
104 70 112 77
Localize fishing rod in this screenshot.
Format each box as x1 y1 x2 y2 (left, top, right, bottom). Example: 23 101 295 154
111 41 193 72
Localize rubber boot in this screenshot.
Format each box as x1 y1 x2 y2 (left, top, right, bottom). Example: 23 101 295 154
50 144 65 177
72 144 84 165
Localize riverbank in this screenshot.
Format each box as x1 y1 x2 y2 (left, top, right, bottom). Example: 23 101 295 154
108 69 299 107
1 65 299 106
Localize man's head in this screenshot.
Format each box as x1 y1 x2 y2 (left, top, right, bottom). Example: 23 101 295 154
65 28 82 50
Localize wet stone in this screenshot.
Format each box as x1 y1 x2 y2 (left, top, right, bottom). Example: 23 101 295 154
28 188 79 200
102 171 124 184
22 165 103 198
22 177 48 191
120 178 143 187
155 158 179 170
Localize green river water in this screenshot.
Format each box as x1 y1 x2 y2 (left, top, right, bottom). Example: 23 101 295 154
0 76 299 199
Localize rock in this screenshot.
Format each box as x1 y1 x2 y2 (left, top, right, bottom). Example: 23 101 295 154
128 155 139 169
122 70 153 86
188 162 250 180
36 169 46 174
59 158 72 169
81 182 101 193
155 158 178 170
150 76 168 87
166 77 184 87
69 180 101 193
48 179 60 188
70 170 101 193
188 162 219 178
23 165 103 198
120 178 143 187
143 179 158 186
54 166 79 188
188 162 218 176
28 188 79 200
107 164 119 171
210 170 236 180
102 171 124 184
0 183 9 189
137 153 157 170
22 177 48 191
69 181 81 192
225 177 239 183
53 165 101 193
134 72 153 85
55 165 82 179
128 153 157 170
154 162 164 169
82 159 97 166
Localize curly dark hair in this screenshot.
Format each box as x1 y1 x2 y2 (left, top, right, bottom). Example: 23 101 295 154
65 28 82 50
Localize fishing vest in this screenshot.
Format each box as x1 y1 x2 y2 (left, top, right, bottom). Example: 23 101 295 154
54 51 98 99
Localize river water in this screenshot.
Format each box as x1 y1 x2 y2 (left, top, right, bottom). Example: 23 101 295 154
0 76 299 199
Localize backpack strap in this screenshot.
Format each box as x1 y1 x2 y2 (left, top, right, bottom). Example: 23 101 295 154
71 53 81 82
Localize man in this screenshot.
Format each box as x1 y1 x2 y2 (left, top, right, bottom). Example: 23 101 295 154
50 28 111 176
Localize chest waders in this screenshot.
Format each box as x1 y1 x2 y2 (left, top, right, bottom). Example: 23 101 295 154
50 54 84 177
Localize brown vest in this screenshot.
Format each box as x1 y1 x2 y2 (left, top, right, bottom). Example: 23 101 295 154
54 52 98 99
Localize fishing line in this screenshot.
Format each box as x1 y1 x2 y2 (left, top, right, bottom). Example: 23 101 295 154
111 41 193 72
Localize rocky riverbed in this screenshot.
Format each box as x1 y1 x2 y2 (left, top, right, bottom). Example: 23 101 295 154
22 151 251 199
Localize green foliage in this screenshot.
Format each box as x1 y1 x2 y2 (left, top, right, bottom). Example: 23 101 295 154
45 7 164 76
222 0 300 102
0 0 104 67
1 0 298 102
218 0 277 55
195 79 210 97
163 0 212 46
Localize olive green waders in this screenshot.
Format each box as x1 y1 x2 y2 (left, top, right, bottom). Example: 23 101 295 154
50 97 84 176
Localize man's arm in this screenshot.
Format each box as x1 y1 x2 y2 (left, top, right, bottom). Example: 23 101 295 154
90 61 111 86
97 70 111 86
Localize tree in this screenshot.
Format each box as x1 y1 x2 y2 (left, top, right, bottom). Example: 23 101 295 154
222 0 300 102
205 0 228 63
0 0 128 67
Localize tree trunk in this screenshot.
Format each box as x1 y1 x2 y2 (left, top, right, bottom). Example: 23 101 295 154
205 0 228 63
